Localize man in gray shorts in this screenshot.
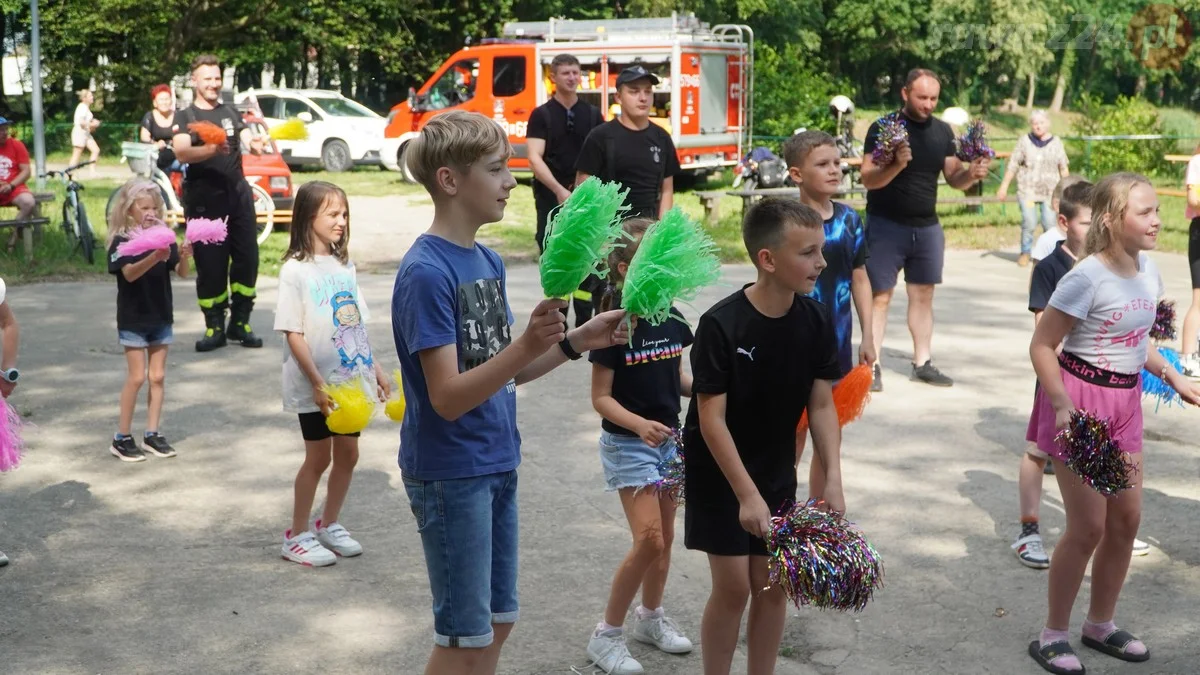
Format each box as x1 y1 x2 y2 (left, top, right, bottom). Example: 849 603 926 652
860 68 990 390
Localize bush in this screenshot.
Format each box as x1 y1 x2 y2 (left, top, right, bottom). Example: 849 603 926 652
752 44 848 139
1074 94 1173 178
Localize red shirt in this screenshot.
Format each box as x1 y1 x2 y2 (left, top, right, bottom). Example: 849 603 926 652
0 138 29 183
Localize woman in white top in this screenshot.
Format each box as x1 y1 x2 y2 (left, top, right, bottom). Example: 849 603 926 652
68 89 100 174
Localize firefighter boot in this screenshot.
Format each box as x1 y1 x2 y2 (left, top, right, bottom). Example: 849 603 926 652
195 309 228 352
227 300 264 348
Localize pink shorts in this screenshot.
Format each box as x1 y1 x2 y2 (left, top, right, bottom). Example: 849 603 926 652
1026 364 1144 461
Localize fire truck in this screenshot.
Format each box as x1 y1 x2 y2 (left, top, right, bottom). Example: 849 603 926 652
381 14 754 182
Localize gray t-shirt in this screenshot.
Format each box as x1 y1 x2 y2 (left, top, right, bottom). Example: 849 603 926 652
1049 253 1163 374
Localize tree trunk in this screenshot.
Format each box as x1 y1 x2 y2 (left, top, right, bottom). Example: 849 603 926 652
1050 47 1074 112
1134 73 1146 96
0 12 10 115
1025 71 1036 110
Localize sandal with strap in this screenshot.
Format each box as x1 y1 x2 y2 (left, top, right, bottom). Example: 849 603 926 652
1081 628 1150 663
1029 640 1086 675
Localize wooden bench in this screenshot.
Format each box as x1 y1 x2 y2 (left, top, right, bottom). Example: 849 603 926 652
163 209 293 227
694 191 725 225
1165 154 1192 163
733 191 1013 212
1 192 55 259
726 186 867 213
1156 188 1188 198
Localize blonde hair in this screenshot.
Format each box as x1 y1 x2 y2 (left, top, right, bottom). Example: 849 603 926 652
598 217 654 312
283 181 350 264
107 178 166 247
405 110 512 193
1086 172 1153 255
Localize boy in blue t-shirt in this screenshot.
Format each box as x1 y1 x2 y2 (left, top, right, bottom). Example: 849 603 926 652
392 111 628 673
783 130 874 501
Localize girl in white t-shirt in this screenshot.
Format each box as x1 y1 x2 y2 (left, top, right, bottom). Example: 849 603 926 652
68 89 100 175
274 181 389 567
1027 173 1200 674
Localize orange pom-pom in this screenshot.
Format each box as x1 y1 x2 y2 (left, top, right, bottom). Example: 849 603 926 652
188 121 227 146
833 364 873 427
795 364 873 435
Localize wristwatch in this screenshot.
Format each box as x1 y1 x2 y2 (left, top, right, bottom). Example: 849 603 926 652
559 337 583 361
1 368 18 383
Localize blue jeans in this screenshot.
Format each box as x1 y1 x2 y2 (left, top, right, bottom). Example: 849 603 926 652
1019 200 1056 254
402 470 520 648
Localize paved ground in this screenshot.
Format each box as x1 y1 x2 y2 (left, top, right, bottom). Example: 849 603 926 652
3 201 1200 674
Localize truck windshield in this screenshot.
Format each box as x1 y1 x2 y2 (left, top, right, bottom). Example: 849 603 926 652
311 96 380 118
425 59 480 110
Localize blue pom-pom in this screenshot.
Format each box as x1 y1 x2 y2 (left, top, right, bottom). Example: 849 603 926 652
1141 347 1184 411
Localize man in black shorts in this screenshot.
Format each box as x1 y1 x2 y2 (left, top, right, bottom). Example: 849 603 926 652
575 66 680 221
527 53 604 326
860 68 989 390
173 54 265 352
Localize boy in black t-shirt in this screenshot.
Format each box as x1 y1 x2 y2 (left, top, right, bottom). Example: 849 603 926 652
575 66 681 220
1014 181 1091 569
683 198 845 674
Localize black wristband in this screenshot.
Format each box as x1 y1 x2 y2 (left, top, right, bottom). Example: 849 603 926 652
559 337 583 361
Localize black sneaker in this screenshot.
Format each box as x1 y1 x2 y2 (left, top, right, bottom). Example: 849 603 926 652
142 433 177 458
110 436 146 462
870 363 883 393
911 360 954 387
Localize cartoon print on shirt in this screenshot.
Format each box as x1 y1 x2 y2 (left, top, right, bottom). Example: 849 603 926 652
331 290 373 375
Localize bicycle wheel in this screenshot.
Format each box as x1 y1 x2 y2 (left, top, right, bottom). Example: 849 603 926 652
77 203 96 264
61 197 79 247
250 183 275 245
104 189 118 225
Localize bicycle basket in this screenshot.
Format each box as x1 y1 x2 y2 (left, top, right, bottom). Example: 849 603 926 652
120 142 158 177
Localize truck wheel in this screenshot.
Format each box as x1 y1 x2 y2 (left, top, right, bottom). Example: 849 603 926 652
398 143 418 184
321 140 353 172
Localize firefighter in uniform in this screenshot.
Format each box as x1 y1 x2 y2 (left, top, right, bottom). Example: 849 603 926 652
172 54 265 352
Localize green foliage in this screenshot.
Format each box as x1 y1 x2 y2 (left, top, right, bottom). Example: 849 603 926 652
1075 94 1173 178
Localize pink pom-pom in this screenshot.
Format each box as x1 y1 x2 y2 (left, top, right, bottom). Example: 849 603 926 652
186 217 228 245
116 226 177 257
0 398 26 472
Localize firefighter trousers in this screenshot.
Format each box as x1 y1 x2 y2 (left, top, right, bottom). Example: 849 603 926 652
187 183 258 314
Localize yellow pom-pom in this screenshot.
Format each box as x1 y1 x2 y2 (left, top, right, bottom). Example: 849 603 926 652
324 380 375 434
269 118 309 141
385 369 406 422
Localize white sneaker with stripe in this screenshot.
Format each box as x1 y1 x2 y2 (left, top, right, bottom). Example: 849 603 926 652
282 529 336 567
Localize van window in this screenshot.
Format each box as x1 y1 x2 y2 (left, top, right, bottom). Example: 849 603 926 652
282 98 318 120
255 95 279 118
426 58 480 110
493 57 526 97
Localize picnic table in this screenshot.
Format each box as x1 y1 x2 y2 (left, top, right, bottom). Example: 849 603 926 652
2 191 54 258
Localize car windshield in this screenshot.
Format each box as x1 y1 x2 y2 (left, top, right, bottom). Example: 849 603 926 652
309 96 379 118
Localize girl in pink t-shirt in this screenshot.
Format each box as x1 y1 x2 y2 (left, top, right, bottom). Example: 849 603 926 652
1026 173 1200 674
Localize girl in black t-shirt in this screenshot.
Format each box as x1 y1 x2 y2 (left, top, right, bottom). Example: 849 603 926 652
106 179 191 463
585 218 695 670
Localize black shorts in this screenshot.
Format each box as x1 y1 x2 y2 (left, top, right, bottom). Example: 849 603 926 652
865 213 945 291
1189 217 1200 289
297 412 360 442
684 486 796 557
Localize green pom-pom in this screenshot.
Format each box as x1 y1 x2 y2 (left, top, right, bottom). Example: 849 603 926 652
539 177 629 297
622 208 721 326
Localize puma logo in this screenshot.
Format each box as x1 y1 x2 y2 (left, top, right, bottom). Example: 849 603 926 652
737 347 756 361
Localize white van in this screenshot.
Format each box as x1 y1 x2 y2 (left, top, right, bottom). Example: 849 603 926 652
235 89 386 172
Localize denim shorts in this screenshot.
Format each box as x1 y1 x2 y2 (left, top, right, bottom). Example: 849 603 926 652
599 430 678 491
118 324 173 348
402 470 520 648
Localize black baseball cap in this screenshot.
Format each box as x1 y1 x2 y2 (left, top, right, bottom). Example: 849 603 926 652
615 66 660 88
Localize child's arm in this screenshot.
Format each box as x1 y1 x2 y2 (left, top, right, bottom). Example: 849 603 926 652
1147 346 1200 405
0 301 18 398
591 363 671 447
1032 309 1043 329
121 248 171 283
1029 308 1077 429
513 309 629 385
175 241 191 278
806 379 845 513
372 361 391 402
679 360 693 398
850 267 875 365
284 331 331 414
698 392 771 538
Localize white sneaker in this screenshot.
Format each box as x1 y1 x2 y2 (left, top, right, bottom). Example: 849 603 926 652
0 549 8 567
587 627 644 675
282 529 336 567
632 612 694 654
1132 538 1151 556
315 521 363 557
1012 533 1050 569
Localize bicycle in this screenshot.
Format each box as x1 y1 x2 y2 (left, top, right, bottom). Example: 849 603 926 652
109 142 276 245
43 160 97 264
